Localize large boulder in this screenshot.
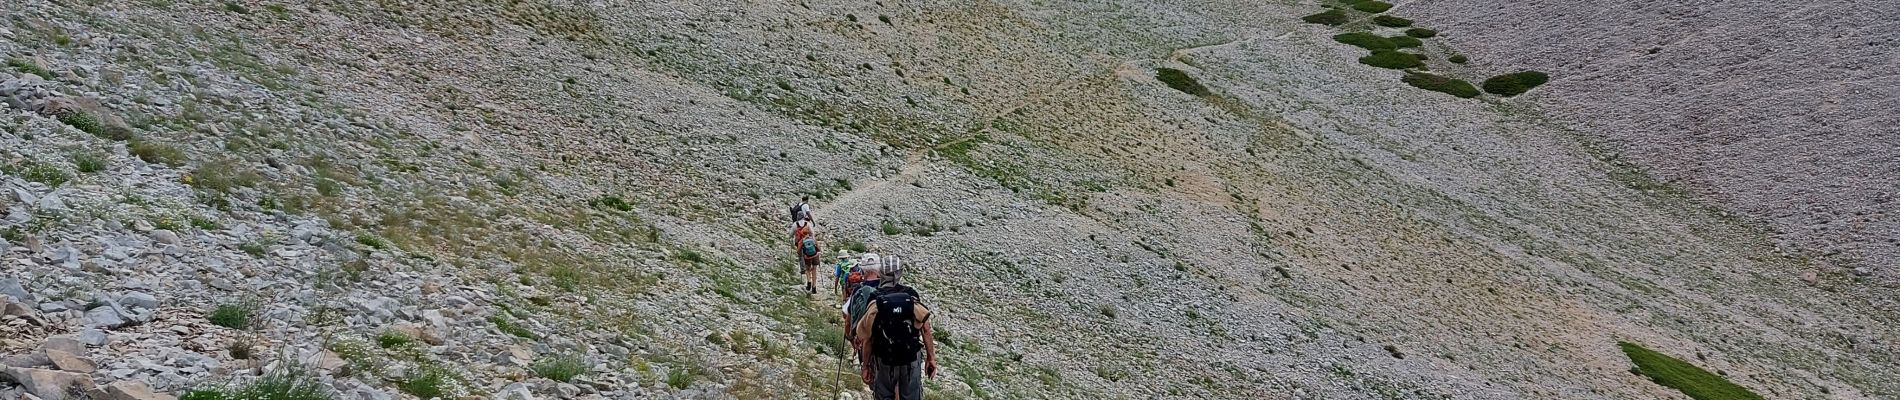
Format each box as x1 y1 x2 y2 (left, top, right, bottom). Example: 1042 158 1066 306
44 350 94 373
1 366 96 400
98 380 174 400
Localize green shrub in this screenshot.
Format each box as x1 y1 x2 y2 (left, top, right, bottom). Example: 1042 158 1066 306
1401 73 1481 98
189 159 261 192
55 110 103 135
591 195 633 212
1154 68 1210 96
532 355 589 382
1620 342 1764 400
1332 32 1395 51
240 239 270 257
314 178 342 197
180 364 334 400
209 303 255 329
1448 54 1469 64
666 366 700 389
1301 9 1350 25
6 57 51 79
1481 71 1550 96
1405 28 1438 38
1358 51 1423 69
881 221 901 235
129 140 188 167
1387 36 1422 48
375 330 413 348
8 161 70 187
1351 1 1393 13
396 367 450 399
72 152 107 173
490 315 536 339
190 215 221 230
1372 15 1412 27
355 233 388 250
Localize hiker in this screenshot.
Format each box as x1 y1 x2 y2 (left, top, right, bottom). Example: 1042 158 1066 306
793 219 821 294
834 250 856 296
789 195 813 224
853 258 937 400
843 260 884 384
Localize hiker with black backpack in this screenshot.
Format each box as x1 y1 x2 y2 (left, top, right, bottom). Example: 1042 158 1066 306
851 258 937 399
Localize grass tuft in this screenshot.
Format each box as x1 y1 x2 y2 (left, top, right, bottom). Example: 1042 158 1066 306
396 367 451 399
1620 342 1764 400
1372 15 1412 27
129 140 188 167
376 330 413 349
1301 9 1350 26
1387 36 1422 48
1359 51 1424 69
179 363 333 400
1332 32 1395 51
7 160 71 187
591 195 633 212
1448 54 1469 64
1482 71 1550 96
7 57 52 79
490 315 537 339
1405 28 1438 38
72 152 107 173
209 302 256 329
532 354 589 383
1154 68 1210 96
1351 0 1393 13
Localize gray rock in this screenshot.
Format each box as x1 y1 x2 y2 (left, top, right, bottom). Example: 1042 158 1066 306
0 277 29 302
497 382 536 400
1 366 95 400
148 230 178 246
74 329 107 347
98 380 172 400
39 336 83 355
120 291 158 311
43 350 93 373
83 305 127 329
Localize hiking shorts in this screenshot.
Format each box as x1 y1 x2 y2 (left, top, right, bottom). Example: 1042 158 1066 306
871 354 924 400
800 257 819 273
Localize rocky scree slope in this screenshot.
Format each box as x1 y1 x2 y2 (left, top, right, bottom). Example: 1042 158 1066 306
1399 0 1900 281
1 0 1897 399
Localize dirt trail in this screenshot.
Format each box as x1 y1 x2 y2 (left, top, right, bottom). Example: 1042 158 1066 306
821 150 927 213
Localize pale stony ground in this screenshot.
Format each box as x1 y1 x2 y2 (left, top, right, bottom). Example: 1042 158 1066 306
1399 0 1900 281
0 0 1895 399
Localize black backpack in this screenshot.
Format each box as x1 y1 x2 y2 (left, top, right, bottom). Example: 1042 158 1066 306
788 203 802 222
871 285 924 365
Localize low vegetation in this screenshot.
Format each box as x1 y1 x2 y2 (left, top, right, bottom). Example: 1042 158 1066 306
129 139 188 167
7 57 52 79
1359 51 1424 69
72 152 107 173
1448 54 1469 64
1619 342 1764 400
1482 71 1550 96
5 160 71 187
1333 32 1395 51
396 367 451 399
1387 36 1422 48
1402 73 1481 98
208 302 255 329
533 355 589 382
1154 67 1210 96
375 330 413 348
1350 0 1394 13
1301 9 1350 26
1405 28 1438 38
178 364 332 400
1372 15 1412 27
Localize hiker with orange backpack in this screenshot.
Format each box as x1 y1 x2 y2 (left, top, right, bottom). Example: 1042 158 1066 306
793 217 822 295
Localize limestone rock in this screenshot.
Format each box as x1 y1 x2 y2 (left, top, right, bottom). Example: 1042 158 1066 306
99 380 173 400
1 366 95 400
43 350 93 373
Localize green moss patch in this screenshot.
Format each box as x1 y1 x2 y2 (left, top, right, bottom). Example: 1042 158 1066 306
1481 71 1550 96
1387 36 1423 48
1333 32 1395 51
1619 342 1764 400
1359 51 1423 69
1155 68 1210 96
1448 54 1469 64
1405 28 1438 38
1351 1 1394 13
1372 15 1412 27
1401 73 1480 98
1302 9 1350 26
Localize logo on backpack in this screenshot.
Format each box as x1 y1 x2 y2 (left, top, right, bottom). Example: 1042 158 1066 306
871 287 924 365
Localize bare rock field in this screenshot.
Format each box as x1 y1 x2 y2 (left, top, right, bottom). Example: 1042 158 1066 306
0 0 1894 399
